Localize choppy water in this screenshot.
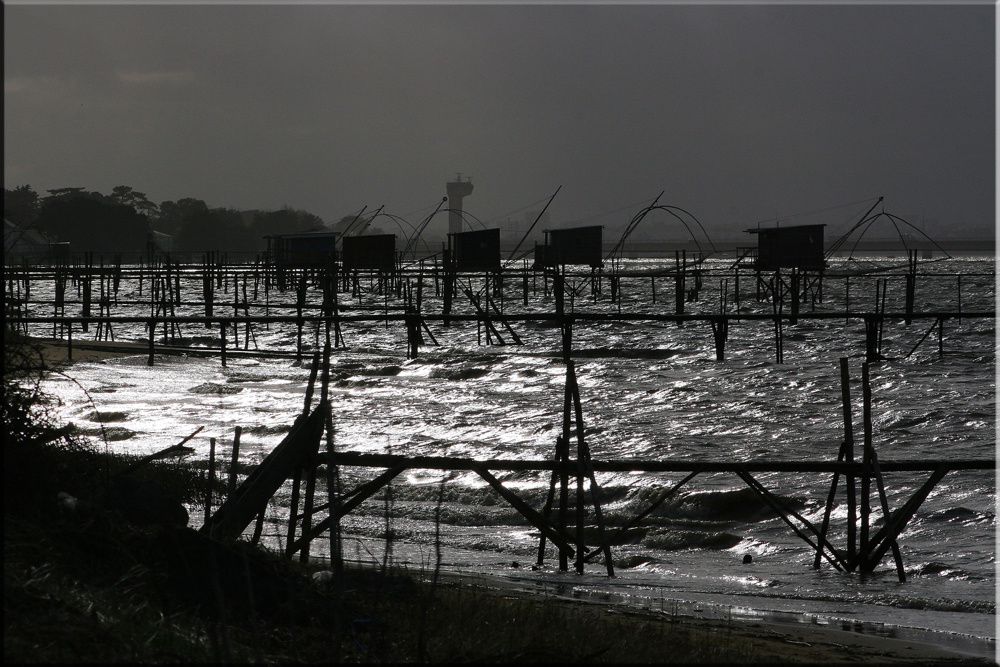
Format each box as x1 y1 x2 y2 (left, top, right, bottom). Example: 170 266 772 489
24 255 996 653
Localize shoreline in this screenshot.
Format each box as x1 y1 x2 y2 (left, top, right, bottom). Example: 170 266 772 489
428 568 995 664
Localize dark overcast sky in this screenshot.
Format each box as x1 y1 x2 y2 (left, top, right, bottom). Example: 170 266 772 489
4 2 994 241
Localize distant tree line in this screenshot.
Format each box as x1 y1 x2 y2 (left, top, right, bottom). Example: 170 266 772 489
3 184 326 256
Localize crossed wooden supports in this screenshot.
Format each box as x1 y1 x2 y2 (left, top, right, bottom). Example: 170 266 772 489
205 348 990 582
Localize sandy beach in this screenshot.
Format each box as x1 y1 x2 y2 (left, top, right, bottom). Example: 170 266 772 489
431 570 995 665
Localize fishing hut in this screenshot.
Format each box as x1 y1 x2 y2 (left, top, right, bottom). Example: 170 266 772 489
745 224 826 325
449 228 501 273
265 231 338 269
747 224 826 272
533 225 604 318
534 225 604 269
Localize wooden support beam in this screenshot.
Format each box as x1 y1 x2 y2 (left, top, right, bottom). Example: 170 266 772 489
813 442 847 570
320 451 993 475
862 363 905 581
284 467 303 558
474 467 576 559
203 406 325 542
289 466 407 554
537 436 567 567
568 361 614 576
736 469 846 571
859 468 948 574
586 471 699 564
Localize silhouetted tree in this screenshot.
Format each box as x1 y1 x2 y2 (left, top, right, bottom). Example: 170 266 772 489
174 207 256 252
110 185 159 218
3 185 41 227
35 190 150 255
250 207 325 241
155 198 210 236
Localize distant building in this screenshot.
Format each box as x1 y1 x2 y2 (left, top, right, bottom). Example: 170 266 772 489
149 230 174 254
4 218 52 261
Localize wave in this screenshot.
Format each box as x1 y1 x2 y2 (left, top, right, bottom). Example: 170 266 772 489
429 367 490 381
72 425 136 441
563 347 684 360
642 528 743 551
244 424 292 436
627 486 806 523
189 382 243 395
925 507 995 525
85 410 129 423
912 561 978 580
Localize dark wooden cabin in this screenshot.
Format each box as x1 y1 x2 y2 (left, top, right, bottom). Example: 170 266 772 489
266 231 338 268
341 234 396 271
449 228 500 272
534 225 603 268
746 224 826 271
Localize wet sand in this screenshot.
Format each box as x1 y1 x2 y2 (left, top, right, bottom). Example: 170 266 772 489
435 571 994 664
30 338 148 367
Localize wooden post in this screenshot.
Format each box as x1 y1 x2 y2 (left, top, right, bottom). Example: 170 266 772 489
957 276 962 323
938 317 944 357
790 269 800 325
220 320 227 367
860 363 906 580
863 315 878 363
568 363 614 577
325 406 342 578
554 270 565 319
844 276 850 326
674 251 685 317
442 249 453 327
859 363 873 566
147 318 155 366
711 316 727 362
774 315 784 364
82 265 92 333
558 372 571 572
904 251 916 326
205 437 217 525
299 465 317 564
285 468 303 558
228 426 242 495
841 358 857 566
537 436 564 566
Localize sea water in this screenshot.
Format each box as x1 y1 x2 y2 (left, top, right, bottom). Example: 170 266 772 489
26 255 995 654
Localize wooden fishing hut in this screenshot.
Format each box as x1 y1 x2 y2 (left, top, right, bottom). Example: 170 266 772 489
745 224 826 325
448 228 501 273
534 225 604 269
441 227 514 342
341 233 397 300
266 230 338 269
533 225 603 317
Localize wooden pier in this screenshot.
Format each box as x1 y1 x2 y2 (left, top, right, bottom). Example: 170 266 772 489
4 248 992 365
5 254 993 581
191 348 992 581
